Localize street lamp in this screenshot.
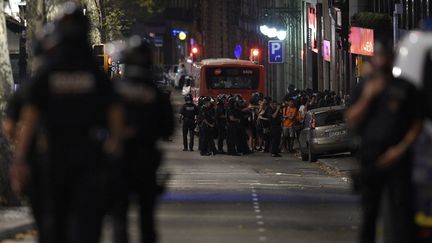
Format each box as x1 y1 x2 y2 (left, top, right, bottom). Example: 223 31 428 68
259 24 286 40
259 8 301 41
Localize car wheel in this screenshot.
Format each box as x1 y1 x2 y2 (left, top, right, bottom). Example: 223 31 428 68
308 144 317 162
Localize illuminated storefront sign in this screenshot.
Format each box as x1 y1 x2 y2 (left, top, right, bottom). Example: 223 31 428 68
322 40 331 62
308 7 318 53
349 27 374 56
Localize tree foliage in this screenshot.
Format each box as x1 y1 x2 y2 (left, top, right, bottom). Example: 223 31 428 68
101 0 169 42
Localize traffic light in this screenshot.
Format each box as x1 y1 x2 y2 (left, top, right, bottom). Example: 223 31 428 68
250 48 260 63
190 46 200 62
192 47 199 55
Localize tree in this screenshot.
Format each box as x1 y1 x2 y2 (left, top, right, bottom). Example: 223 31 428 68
0 0 16 204
25 0 44 73
101 0 169 42
0 1 13 106
82 0 102 44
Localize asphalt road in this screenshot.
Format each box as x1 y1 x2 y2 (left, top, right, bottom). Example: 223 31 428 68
5 91 361 243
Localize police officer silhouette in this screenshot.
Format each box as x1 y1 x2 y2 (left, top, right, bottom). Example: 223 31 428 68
180 94 198 151
111 36 174 243
11 2 124 242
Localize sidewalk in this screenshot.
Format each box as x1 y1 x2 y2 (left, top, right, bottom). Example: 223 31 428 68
0 207 34 241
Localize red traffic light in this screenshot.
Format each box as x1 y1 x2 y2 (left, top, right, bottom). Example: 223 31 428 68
192 47 199 54
251 49 260 57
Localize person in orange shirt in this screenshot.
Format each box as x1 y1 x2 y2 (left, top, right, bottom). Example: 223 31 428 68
281 98 298 153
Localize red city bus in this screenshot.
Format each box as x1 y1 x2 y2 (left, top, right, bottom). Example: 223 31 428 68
189 59 265 102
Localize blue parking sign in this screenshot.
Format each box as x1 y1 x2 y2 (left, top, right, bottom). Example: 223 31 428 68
268 40 284 64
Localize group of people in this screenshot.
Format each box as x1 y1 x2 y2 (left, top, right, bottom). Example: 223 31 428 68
180 88 346 158
5 2 173 243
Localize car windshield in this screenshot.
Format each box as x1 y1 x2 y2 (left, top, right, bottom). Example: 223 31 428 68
315 110 345 127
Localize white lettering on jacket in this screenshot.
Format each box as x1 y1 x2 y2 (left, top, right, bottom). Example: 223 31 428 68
49 72 96 94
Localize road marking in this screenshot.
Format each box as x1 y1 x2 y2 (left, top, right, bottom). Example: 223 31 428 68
250 186 268 242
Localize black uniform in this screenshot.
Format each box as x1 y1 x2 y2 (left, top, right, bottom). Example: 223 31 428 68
216 103 227 152
239 107 253 154
199 105 216 155
112 75 174 243
180 103 198 150
25 42 116 243
226 106 242 155
265 106 282 155
352 78 420 243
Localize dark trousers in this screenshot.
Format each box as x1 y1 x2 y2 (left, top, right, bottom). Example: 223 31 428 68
238 127 251 154
262 127 271 152
270 126 282 154
360 161 414 243
112 185 158 243
182 120 195 150
227 124 239 154
36 164 105 243
111 149 161 243
217 125 226 151
200 126 214 154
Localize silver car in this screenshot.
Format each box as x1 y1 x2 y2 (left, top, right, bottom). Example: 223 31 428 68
299 105 351 162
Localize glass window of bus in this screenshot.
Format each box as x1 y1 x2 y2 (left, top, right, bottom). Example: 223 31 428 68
206 67 259 90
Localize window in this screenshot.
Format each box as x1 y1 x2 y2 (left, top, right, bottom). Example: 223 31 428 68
206 67 260 90
315 110 345 127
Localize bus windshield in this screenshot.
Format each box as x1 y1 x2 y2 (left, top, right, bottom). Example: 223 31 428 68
206 67 259 90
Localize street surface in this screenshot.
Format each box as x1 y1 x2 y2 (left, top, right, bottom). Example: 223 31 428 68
3 92 361 243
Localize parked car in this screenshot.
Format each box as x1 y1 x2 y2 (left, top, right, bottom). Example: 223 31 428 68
299 105 351 162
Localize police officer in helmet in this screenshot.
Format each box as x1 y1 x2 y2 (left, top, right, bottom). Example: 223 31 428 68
11 2 124 242
180 94 198 151
216 94 228 153
199 96 216 156
226 96 242 156
111 36 174 243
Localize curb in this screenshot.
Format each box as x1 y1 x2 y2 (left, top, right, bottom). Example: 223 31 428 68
316 159 348 177
0 222 35 241
294 153 352 177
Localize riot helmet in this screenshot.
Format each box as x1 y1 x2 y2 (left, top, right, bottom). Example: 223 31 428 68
54 2 90 44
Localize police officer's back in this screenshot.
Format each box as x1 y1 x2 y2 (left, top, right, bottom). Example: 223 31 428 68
112 37 174 243
11 3 123 243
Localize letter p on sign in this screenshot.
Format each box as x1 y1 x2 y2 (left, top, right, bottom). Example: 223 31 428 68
271 43 281 55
